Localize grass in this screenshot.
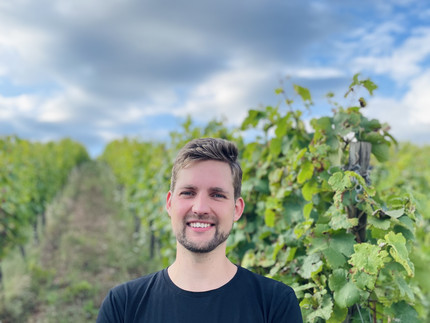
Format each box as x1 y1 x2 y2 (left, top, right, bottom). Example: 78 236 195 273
0 161 163 323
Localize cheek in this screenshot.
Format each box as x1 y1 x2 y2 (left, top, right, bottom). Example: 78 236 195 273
168 201 188 218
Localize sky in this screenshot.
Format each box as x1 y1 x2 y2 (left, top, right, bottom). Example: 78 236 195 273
1 0 430 157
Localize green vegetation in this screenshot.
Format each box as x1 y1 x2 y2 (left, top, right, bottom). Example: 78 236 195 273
0 137 89 266
1 75 429 322
0 161 158 322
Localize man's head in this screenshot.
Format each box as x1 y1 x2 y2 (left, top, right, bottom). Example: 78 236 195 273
170 138 242 200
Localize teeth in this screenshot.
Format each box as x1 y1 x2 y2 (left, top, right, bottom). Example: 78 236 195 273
189 222 211 228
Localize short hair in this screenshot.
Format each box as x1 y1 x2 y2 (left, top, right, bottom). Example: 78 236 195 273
170 138 242 200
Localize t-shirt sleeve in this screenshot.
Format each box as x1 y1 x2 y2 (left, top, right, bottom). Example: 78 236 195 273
96 288 125 323
271 286 303 323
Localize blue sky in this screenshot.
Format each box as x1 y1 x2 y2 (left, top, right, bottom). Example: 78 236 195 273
1 0 429 157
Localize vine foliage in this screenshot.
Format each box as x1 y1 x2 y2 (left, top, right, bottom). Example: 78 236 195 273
0 137 89 284
100 75 426 322
229 74 421 322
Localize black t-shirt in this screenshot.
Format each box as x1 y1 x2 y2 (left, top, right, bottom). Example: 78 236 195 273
97 266 303 323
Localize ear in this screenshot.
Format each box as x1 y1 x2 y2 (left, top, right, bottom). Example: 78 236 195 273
233 197 245 222
166 191 172 217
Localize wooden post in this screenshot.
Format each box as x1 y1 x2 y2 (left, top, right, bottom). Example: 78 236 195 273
345 142 372 322
33 214 39 245
347 142 372 243
0 261 3 290
348 142 372 184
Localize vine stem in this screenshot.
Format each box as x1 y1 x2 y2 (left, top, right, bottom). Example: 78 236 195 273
356 304 364 322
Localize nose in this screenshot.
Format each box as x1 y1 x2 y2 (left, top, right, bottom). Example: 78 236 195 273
192 193 211 215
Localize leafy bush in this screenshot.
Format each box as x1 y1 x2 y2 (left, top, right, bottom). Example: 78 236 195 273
100 75 427 322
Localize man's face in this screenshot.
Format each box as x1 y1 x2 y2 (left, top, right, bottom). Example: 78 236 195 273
166 160 244 254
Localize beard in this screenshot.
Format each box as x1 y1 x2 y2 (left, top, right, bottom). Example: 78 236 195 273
175 215 233 253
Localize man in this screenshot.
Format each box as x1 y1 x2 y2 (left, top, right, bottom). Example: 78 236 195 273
97 138 303 322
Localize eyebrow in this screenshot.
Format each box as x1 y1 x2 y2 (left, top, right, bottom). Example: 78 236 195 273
178 185 230 194
210 187 229 194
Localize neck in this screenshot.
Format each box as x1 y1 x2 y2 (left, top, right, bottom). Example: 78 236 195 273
167 242 237 292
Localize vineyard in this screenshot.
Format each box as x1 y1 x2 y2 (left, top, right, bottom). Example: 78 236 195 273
1 75 429 322
0 137 89 273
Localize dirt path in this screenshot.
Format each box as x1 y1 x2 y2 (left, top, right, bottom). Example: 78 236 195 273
24 161 144 322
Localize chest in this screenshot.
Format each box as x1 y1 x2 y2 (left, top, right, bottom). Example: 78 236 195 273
126 288 269 323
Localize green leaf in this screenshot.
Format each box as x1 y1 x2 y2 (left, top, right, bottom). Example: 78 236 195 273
372 142 390 162
398 215 415 234
335 282 361 309
329 269 361 308
329 268 347 292
259 257 276 268
264 208 276 228
368 215 391 230
269 137 282 157
329 232 355 257
241 250 256 268
294 219 313 239
327 305 347 323
241 109 264 130
328 172 352 191
385 208 405 219
394 275 415 301
312 116 332 133
275 115 290 138
303 202 313 220
271 240 284 261
362 79 378 95
294 84 312 102
293 148 307 169
349 73 360 88
269 167 283 184
306 293 333 321
302 179 318 201
323 246 346 268
297 160 314 184
348 243 389 275
361 131 384 144
352 270 377 290
387 301 419 323
328 206 358 230
293 283 317 296
274 87 284 95
299 253 323 279
382 232 414 276
307 237 329 254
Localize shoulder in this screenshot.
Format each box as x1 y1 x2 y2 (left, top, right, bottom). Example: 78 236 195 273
237 266 295 296
97 270 165 323
235 266 303 322
110 270 163 298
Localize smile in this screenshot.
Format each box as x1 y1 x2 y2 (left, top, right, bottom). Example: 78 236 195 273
188 222 213 228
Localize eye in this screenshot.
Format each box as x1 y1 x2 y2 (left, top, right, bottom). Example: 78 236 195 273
179 191 194 197
212 192 227 199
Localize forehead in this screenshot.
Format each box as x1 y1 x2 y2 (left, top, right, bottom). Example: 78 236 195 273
176 160 233 188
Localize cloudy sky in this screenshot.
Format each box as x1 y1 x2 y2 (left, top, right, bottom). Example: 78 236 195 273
1 0 429 156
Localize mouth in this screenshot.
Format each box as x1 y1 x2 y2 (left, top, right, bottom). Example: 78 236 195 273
187 220 215 231
187 221 215 229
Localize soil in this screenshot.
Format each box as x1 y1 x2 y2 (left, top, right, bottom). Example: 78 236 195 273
20 161 146 322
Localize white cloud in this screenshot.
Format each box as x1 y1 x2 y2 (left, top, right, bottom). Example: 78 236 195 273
174 63 275 126
354 27 430 82
37 97 73 123
1 0 430 153
96 129 122 142
0 19 53 83
365 69 430 143
285 67 345 79
404 70 430 125
0 94 40 120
